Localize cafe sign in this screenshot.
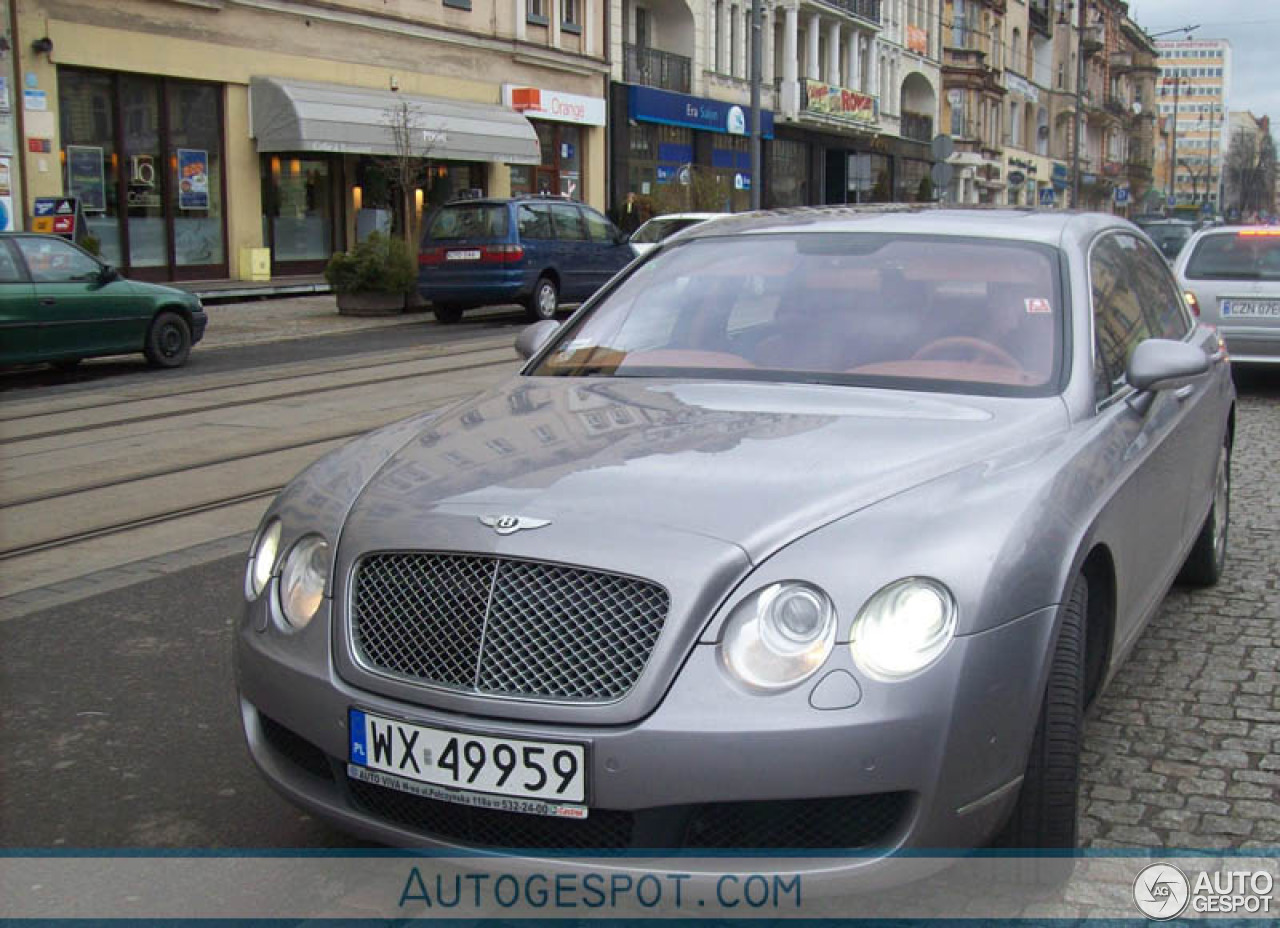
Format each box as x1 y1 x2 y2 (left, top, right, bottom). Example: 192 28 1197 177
803 80 877 126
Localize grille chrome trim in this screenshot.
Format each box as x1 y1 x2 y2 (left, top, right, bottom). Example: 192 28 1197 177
349 552 670 704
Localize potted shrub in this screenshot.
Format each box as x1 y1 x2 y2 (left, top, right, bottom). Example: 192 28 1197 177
324 232 417 315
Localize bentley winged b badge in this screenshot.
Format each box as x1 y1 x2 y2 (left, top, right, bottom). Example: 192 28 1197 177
480 515 552 536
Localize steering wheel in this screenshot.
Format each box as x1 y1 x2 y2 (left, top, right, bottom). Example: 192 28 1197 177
911 336 1022 370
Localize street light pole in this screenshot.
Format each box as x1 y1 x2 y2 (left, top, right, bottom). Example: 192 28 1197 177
1167 72 1180 205
749 0 762 210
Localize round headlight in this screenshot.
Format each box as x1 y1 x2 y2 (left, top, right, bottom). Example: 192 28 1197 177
246 518 282 600
278 535 329 630
721 582 836 691
850 578 956 680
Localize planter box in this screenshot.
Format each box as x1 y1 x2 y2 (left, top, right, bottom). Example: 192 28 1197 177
336 291 406 316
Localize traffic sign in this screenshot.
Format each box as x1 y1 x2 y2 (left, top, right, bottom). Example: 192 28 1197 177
930 161 954 191
930 134 955 161
1114 187 1130 204
1039 188 1056 206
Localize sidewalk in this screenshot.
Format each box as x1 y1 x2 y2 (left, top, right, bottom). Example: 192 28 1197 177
198 294 429 351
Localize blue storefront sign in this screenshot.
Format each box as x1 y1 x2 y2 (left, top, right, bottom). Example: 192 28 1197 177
1051 162 1069 190
628 85 774 138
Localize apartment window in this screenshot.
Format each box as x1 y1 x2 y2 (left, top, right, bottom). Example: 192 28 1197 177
562 0 580 30
635 7 650 48
527 0 546 21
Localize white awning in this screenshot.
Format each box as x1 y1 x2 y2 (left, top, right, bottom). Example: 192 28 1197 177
250 77 541 164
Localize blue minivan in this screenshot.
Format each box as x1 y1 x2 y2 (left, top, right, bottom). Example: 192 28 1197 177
418 196 636 323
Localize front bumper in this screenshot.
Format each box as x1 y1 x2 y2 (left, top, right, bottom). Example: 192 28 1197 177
235 586 1059 886
190 308 209 345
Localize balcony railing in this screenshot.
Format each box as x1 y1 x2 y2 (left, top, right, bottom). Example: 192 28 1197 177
901 112 933 143
1028 1 1050 37
819 0 881 25
623 44 692 94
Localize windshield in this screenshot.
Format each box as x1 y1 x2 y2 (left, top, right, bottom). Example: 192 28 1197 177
424 204 510 242
631 217 711 245
1185 232 1280 280
532 233 1063 396
1146 224 1192 259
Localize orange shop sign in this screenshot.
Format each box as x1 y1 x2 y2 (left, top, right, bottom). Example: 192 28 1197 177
503 85 606 126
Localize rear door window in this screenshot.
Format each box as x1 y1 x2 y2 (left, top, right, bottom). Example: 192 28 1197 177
517 204 554 241
549 204 587 242
1126 234 1193 340
582 208 616 244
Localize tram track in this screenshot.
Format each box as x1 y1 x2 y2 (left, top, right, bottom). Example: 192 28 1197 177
0 350 517 445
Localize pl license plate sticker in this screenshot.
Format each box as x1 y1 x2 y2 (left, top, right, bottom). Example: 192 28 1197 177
348 708 587 806
1025 298 1053 314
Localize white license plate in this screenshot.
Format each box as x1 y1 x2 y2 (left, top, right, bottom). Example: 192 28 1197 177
1220 299 1280 318
348 708 587 805
446 249 481 261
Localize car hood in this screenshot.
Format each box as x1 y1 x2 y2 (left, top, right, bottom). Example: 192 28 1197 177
127 278 200 305
340 376 1070 562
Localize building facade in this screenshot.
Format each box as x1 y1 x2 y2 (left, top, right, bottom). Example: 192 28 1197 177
608 0 944 217
11 0 611 282
1153 38 1231 213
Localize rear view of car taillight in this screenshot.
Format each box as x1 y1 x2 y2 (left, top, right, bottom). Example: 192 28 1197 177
481 244 525 264
418 247 446 266
1183 291 1200 316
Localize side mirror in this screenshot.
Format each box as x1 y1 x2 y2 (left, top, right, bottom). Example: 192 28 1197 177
1126 338 1210 393
515 319 560 360
97 264 119 285
614 230 630 246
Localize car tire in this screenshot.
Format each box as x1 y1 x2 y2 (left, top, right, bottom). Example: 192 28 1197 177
144 311 192 368
991 573 1086 885
525 276 558 322
1177 439 1229 587
433 303 464 324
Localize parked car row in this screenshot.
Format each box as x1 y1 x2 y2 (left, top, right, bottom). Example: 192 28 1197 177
415 195 728 323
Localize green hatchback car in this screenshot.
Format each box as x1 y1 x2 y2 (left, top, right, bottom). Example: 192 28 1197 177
0 233 208 370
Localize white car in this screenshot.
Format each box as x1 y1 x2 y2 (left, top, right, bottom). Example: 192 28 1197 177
628 212 726 256
1175 225 1280 364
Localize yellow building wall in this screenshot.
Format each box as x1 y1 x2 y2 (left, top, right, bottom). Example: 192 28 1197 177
16 14 607 277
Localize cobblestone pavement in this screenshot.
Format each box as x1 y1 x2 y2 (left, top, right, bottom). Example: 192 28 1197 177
1080 373 1280 849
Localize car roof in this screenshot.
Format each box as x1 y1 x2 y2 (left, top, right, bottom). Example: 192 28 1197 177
639 212 725 222
441 195 590 208
672 205 1125 250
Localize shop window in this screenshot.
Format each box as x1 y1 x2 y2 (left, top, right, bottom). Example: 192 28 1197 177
58 67 227 279
60 70 121 266
169 82 225 267
767 140 808 208
264 156 334 264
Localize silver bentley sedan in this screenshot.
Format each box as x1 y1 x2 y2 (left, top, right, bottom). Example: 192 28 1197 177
235 208 1234 885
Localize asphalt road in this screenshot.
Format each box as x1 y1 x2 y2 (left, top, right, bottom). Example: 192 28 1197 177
1 361 1277 849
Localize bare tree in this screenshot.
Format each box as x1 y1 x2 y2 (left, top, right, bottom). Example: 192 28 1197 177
1224 128 1277 217
380 100 443 247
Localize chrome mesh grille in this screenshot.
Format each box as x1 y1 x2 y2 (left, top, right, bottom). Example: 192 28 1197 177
352 553 669 702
